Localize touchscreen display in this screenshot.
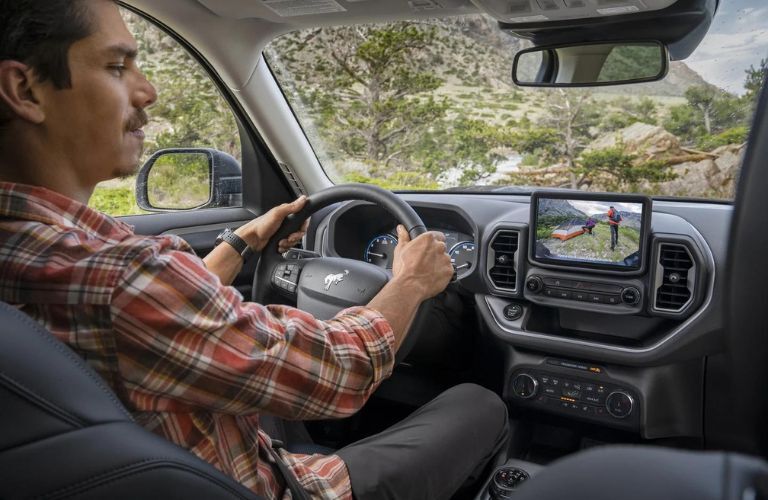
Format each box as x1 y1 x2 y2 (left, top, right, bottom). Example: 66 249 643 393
533 197 645 269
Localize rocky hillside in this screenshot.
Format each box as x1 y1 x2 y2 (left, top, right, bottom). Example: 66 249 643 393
538 198 587 218
585 122 745 199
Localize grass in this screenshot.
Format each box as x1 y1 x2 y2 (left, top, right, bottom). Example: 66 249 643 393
539 223 641 263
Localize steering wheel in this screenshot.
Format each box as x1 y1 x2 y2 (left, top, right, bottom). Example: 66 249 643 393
252 184 430 364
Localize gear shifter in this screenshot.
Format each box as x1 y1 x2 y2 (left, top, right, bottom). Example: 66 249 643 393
488 467 529 499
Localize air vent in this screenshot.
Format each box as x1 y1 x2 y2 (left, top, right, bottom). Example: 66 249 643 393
488 230 520 291
654 243 694 312
278 162 307 197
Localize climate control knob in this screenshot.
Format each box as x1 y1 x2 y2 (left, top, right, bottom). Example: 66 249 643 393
605 391 634 419
525 276 544 294
511 373 539 400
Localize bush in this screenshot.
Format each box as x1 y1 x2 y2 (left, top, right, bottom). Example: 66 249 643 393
696 126 749 151
520 152 542 167
89 187 144 216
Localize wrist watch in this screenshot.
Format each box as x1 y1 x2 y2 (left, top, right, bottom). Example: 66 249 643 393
214 228 254 262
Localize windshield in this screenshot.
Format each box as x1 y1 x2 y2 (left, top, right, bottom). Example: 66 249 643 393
265 1 767 199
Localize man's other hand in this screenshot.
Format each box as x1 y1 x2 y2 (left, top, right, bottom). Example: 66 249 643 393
392 225 454 300
235 196 309 253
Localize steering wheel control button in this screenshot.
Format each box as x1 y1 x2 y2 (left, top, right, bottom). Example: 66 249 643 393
606 391 634 419
503 303 524 321
272 264 301 294
511 373 538 399
621 287 641 305
525 275 543 293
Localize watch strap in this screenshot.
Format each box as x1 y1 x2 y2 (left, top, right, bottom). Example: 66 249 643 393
216 229 254 261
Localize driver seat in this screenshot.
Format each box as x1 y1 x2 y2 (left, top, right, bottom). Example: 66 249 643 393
0 301 263 499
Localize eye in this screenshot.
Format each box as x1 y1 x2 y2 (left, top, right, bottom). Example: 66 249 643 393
108 64 126 77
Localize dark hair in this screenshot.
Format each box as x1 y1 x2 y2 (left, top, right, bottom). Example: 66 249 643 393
0 0 95 89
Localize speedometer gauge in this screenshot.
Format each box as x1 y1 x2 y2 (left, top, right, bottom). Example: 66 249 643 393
365 234 398 269
450 241 476 276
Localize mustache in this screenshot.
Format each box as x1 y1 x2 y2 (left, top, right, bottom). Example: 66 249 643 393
126 109 149 131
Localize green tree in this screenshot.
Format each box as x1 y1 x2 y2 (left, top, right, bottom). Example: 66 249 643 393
599 97 658 132
450 118 509 184
512 90 601 189
685 86 718 134
664 84 748 146
574 145 675 191
280 23 449 172
744 58 767 102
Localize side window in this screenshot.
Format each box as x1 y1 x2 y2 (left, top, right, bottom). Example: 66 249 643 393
90 9 242 216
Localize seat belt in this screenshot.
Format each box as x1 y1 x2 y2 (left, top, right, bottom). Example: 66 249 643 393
269 440 312 500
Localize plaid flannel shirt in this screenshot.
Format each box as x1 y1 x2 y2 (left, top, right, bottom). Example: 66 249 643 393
0 182 396 499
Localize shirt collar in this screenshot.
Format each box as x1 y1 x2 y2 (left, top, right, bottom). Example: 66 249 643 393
0 182 135 240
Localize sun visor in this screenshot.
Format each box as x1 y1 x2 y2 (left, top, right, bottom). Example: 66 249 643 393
479 0 717 60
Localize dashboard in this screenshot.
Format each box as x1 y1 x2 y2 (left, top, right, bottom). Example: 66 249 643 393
307 192 726 440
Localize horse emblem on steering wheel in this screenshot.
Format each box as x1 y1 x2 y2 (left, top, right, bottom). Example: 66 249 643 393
324 270 350 291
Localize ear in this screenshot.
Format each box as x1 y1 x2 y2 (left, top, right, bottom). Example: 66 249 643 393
0 60 46 124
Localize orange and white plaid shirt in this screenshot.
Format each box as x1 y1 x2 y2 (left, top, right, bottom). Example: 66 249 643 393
0 182 395 499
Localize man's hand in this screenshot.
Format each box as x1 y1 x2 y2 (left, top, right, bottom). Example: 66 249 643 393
235 196 309 253
391 225 454 301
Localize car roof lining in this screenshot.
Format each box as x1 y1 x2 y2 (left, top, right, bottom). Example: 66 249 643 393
195 0 479 25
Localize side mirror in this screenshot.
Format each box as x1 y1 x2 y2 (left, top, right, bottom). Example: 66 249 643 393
135 148 242 212
512 40 669 87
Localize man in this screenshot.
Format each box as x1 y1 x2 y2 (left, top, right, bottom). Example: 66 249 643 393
607 206 622 251
0 1 508 499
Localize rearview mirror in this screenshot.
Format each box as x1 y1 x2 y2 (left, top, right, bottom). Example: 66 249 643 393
512 41 669 87
135 148 242 212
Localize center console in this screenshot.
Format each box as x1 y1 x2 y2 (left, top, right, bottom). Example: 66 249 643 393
476 190 712 441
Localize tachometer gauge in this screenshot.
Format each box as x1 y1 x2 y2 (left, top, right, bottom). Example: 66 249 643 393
365 234 398 268
449 241 476 276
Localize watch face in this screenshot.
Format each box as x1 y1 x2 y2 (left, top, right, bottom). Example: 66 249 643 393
215 229 231 245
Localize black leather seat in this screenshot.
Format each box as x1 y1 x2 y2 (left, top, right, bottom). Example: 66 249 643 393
0 301 263 499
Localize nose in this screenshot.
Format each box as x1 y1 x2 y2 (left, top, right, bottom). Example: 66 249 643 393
133 70 158 109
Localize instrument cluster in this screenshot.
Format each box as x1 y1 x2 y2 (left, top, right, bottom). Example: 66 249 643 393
363 229 476 279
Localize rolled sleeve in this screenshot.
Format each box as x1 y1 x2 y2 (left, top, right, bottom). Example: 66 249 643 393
109 237 395 420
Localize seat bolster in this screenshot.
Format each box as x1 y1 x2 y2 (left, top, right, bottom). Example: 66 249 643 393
0 302 131 426
0 422 260 500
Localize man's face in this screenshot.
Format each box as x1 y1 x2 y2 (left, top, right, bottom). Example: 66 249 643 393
39 0 157 184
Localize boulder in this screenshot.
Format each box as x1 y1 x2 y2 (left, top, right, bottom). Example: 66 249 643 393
587 122 683 160
653 144 745 198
